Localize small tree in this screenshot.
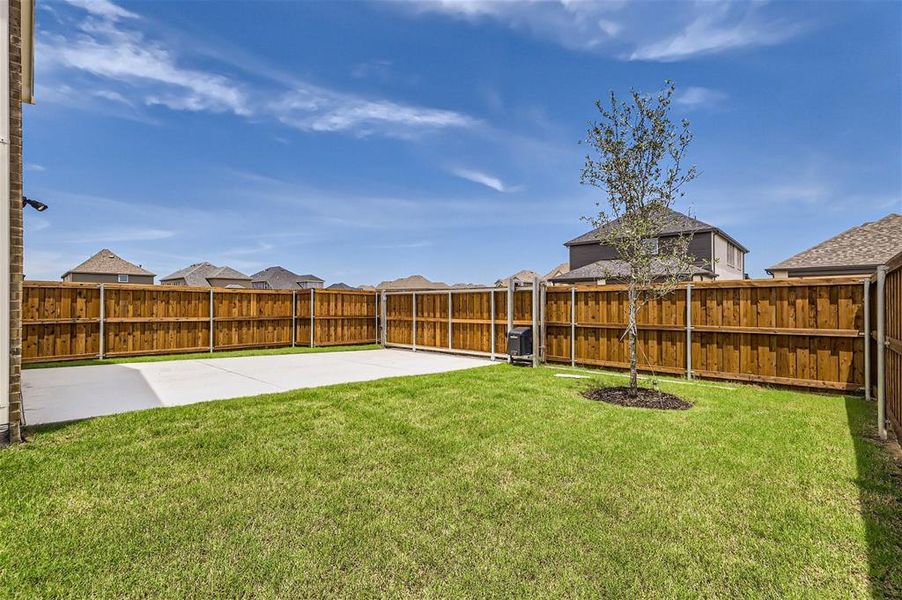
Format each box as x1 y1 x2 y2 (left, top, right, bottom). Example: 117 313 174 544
581 81 698 397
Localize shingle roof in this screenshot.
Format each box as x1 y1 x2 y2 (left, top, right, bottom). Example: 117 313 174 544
551 258 712 283
565 208 749 253
767 214 902 273
327 282 357 290
62 249 155 278
160 262 250 286
375 275 448 290
495 270 541 287
250 266 324 289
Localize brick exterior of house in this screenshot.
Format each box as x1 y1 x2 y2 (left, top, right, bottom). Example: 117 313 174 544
7 0 23 443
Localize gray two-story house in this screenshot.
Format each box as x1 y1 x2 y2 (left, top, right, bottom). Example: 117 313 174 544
552 209 748 285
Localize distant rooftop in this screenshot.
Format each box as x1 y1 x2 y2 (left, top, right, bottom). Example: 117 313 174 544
62 249 154 278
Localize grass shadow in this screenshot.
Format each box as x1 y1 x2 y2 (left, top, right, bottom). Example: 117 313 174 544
844 395 902 597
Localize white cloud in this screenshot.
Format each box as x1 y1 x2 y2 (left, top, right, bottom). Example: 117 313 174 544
56 227 176 243
62 0 137 21
25 163 46 172
40 0 477 138
270 87 477 137
39 18 251 116
449 167 510 192
629 11 802 61
675 86 728 110
404 1 806 61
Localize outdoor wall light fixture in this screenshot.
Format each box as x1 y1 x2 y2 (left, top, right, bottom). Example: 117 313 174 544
22 195 48 212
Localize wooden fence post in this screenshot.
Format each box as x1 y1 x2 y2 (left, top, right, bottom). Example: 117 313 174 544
570 287 576 367
98 284 105 360
507 280 514 362
686 284 693 380
309 288 315 348
877 266 887 440
374 293 378 345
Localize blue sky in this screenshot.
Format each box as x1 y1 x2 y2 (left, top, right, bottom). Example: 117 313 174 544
23 0 902 285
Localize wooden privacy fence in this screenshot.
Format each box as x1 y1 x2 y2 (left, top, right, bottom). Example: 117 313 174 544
871 253 902 440
23 277 875 397
22 282 378 363
546 278 866 392
382 285 537 360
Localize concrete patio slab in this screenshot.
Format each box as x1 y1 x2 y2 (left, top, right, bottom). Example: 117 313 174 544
22 349 492 426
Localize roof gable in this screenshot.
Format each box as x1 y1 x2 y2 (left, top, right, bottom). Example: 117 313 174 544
63 249 155 278
767 213 902 272
161 262 250 286
565 208 715 246
250 266 324 289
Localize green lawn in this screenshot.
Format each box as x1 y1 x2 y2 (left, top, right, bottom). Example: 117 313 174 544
23 343 381 369
1 365 899 597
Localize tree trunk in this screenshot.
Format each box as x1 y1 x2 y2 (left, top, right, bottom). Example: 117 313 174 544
628 285 638 398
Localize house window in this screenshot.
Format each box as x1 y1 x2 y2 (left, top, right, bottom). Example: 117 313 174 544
118 274 129 283
641 238 659 255
726 243 741 269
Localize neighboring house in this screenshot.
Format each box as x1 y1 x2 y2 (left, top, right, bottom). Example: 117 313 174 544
61 249 155 284
552 208 748 285
766 213 902 278
251 266 324 290
160 262 250 288
374 275 448 290
495 270 540 288
327 282 358 290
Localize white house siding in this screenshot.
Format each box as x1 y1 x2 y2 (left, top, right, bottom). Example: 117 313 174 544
712 233 745 280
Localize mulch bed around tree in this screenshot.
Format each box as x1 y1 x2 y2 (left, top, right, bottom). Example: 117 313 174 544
582 386 692 410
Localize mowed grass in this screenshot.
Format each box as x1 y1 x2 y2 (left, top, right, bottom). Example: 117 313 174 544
22 343 381 369
1 364 899 598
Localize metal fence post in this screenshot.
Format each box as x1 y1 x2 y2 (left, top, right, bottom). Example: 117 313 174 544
877 266 887 440
309 288 315 348
539 281 546 364
507 280 514 363
374 293 379 345
412 292 417 351
864 279 871 401
98 284 105 359
570 286 576 367
686 284 693 380
448 290 453 350
291 290 297 348
490 290 496 361
532 277 539 367
381 291 387 346
209 288 215 352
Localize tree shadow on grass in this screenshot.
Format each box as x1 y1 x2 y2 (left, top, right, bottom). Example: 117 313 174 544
844 396 902 597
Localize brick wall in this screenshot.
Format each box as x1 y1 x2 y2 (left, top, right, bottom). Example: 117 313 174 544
7 0 23 443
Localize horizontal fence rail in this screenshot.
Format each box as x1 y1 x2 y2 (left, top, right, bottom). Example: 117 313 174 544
22 282 379 363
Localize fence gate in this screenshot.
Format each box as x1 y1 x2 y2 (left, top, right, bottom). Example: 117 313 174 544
381 281 540 364
871 252 902 441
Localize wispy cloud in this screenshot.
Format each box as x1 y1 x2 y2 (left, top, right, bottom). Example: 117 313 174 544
629 10 803 62
404 1 807 61
270 87 477 138
40 0 477 138
675 86 728 110
55 227 177 243
449 167 511 192
25 163 46 172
